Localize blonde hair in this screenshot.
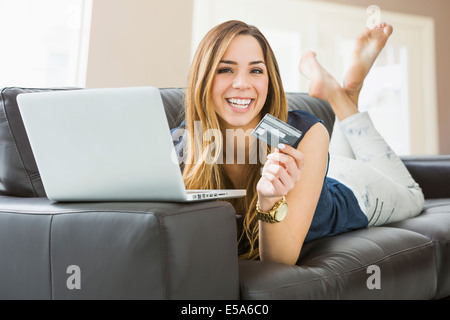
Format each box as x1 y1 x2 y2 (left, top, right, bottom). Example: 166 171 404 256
183 20 288 259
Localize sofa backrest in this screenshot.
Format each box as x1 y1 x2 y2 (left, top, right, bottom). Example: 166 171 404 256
0 87 334 198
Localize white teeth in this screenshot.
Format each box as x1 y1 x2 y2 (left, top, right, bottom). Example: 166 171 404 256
227 98 252 109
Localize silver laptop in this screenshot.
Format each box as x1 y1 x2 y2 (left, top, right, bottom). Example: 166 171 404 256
16 87 246 202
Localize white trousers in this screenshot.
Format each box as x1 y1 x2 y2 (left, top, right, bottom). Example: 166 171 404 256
328 112 424 227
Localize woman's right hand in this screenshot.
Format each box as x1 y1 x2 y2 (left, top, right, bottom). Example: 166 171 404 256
256 143 304 211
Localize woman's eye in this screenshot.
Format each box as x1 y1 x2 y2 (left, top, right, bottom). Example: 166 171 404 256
251 68 264 74
217 68 232 74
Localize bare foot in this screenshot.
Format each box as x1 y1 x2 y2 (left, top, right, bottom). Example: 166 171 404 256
343 23 393 105
299 51 358 120
299 51 341 101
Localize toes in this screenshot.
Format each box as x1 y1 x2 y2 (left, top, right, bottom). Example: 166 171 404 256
383 25 393 36
301 50 317 60
371 23 385 30
371 23 393 37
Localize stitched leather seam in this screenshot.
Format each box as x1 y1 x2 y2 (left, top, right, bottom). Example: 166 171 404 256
49 215 54 300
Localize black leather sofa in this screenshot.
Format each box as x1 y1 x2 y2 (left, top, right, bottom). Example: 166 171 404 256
1 87 449 299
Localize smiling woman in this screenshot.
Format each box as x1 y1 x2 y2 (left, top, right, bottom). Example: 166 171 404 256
172 20 425 265
177 21 290 260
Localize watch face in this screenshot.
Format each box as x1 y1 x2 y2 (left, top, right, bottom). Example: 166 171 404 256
275 203 288 221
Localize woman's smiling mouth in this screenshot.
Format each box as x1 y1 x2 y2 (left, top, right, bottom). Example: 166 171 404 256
226 98 254 111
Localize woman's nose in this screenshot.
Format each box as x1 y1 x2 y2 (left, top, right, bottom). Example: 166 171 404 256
232 72 251 89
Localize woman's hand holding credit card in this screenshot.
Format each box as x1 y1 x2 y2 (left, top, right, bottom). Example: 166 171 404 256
252 114 305 210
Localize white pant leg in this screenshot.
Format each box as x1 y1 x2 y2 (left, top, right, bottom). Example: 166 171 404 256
340 112 418 188
329 117 356 159
328 112 424 226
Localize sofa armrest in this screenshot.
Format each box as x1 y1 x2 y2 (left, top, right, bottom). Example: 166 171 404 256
401 155 450 199
0 196 239 299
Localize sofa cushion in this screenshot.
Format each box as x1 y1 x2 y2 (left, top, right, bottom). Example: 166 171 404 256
387 198 450 299
239 227 436 299
0 201 53 299
0 195 240 299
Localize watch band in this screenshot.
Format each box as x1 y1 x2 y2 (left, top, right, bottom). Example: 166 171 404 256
257 211 278 223
256 196 287 223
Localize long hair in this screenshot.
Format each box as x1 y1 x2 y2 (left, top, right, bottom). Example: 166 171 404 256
183 20 288 259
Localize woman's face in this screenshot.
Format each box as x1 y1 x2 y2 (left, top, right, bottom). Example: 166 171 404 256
211 35 269 130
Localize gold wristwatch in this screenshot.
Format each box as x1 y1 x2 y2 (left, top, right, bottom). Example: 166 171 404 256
256 196 288 223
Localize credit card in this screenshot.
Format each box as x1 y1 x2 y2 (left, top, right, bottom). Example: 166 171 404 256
251 113 302 147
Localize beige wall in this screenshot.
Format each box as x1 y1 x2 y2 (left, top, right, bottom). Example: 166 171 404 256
85 0 193 88
85 0 449 154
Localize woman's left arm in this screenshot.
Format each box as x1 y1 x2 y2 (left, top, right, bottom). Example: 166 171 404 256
257 122 330 265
